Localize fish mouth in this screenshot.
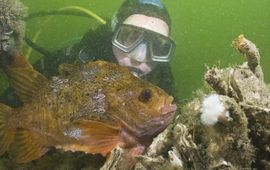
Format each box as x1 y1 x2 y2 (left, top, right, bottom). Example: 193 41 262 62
161 96 177 115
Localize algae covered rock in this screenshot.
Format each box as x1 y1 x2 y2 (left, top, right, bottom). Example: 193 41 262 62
102 35 269 170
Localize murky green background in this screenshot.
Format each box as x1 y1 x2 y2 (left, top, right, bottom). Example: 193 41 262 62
1 0 270 101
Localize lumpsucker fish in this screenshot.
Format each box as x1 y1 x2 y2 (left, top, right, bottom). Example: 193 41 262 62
0 60 176 163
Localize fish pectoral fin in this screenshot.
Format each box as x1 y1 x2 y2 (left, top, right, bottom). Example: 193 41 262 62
61 120 121 156
7 67 48 103
9 129 49 163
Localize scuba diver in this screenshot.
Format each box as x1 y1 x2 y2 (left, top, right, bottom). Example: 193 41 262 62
34 0 177 97
1 0 177 106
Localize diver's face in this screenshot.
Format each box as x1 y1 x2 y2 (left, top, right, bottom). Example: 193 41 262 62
112 14 169 76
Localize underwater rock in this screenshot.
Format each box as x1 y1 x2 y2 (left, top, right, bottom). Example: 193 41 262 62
204 35 270 169
201 95 254 169
0 0 27 49
240 103 270 169
100 147 128 170
146 124 174 157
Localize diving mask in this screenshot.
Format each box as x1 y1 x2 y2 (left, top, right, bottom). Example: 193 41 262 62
112 24 175 62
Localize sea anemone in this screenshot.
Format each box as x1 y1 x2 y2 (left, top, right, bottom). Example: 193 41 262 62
200 94 230 125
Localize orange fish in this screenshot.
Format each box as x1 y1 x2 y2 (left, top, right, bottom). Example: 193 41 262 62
0 60 176 163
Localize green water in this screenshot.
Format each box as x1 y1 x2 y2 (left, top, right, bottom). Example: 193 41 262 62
4 0 270 101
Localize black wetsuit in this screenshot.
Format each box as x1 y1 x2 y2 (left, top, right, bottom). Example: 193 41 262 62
1 23 177 106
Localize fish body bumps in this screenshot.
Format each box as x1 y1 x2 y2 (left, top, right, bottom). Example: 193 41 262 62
0 61 176 163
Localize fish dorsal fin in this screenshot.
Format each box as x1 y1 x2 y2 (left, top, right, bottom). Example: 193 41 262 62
60 120 121 156
7 67 48 103
9 129 49 163
58 63 79 76
0 104 15 155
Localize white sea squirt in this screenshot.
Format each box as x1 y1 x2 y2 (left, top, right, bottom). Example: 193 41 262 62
200 94 230 125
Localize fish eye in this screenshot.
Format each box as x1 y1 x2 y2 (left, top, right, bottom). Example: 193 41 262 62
138 89 152 103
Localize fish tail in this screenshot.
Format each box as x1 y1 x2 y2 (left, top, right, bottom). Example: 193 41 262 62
0 105 50 163
0 103 16 155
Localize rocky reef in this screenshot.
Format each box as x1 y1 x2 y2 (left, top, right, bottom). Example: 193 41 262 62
0 0 27 49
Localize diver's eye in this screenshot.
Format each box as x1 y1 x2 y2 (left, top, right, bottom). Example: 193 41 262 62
138 89 152 103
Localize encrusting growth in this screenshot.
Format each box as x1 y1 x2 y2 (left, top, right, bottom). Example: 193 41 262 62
101 35 270 170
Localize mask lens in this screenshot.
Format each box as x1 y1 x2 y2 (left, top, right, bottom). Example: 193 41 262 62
115 25 143 51
151 35 174 62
